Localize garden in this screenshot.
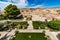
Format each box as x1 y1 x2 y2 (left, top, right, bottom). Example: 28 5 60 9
10 33 47 40
0 21 28 31
15 21 29 29
48 20 60 30
32 21 46 29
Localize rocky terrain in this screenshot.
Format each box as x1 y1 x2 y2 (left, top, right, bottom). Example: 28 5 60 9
20 8 60 21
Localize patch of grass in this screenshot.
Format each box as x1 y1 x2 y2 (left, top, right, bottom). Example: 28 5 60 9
14 33 47 40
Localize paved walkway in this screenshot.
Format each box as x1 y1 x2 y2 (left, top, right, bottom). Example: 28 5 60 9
45 30 58 40
0 32 8 39
6 29 16 40
2 29 16 40
18 29 43 33
27 21 33 30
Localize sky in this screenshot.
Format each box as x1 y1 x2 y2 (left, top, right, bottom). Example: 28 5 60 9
0 0 60 10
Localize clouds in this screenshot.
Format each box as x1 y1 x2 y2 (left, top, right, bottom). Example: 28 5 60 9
0 0 29 10
28 5 43 8
0 0 44 10
0 1 11 10
0 0 20 3
0 0 60 10
16 0 28 8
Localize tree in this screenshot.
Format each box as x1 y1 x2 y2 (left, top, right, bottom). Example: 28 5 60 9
4 4 20 19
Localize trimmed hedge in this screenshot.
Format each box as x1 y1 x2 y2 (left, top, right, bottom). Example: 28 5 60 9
32 21 46 29
48 20 60 30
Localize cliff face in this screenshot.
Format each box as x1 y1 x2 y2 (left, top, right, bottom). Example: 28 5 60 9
20 8 60 20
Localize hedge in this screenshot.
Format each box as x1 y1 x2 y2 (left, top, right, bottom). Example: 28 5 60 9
32 21 46 29
48 20 60 30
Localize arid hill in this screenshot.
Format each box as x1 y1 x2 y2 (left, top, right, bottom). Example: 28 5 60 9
1 8 60 20
20 8 60 21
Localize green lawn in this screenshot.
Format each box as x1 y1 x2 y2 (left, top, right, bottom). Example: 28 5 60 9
14 33 47 40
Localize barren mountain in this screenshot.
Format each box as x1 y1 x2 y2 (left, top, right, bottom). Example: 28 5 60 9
20 8 60 21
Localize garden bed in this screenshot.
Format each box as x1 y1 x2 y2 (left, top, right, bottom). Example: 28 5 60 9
0 21 29 31
32 21 46 29
11 33 47 40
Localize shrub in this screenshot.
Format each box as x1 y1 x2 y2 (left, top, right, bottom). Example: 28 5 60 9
20 22 28 29
48 20 60 30
26 17 32 20
14 21 28 29
32 21 46 29
16 24 22 29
